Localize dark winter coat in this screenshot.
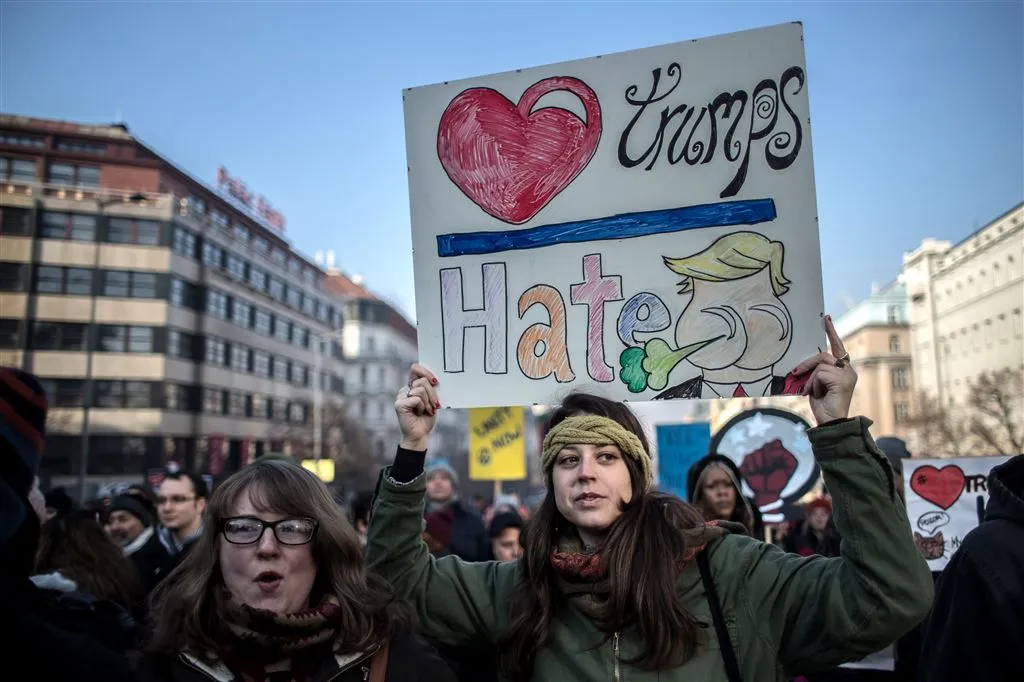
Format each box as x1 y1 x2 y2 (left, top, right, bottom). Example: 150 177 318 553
137 631 456 682
429 499 488 562
917 454 1024 682
125 526 174 593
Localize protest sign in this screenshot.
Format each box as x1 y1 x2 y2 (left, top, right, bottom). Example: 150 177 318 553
655 422 711 499
405 22 824 408
469 406 527 480
708 408 817 523
903 455 1010 571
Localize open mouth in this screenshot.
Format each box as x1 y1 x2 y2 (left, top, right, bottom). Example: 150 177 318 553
575 493 604 503
255 571 283 586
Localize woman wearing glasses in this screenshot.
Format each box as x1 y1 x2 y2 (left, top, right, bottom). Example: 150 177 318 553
140 458 455 682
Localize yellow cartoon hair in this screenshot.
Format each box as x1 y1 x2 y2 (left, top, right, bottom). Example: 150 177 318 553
663 231 790 296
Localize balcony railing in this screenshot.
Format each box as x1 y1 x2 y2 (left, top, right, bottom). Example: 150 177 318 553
1 179 174 211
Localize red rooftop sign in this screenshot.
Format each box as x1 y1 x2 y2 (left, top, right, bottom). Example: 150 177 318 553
216 166 286 233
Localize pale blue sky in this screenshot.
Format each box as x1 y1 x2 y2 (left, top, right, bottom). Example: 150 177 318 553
1 1 1021 318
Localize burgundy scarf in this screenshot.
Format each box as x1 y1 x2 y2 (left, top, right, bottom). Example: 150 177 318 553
218 591 344 682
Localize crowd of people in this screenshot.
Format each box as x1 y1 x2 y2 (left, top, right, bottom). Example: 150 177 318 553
1 316 1021 681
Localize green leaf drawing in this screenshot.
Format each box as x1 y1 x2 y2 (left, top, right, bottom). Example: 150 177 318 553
642 336 721 391
618 346 649 393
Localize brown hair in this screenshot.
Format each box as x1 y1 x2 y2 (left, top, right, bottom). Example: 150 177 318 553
35 509 142 608
146 459 413 657
498 393 708 681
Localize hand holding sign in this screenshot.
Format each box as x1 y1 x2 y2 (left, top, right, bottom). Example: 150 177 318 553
791 315 857 426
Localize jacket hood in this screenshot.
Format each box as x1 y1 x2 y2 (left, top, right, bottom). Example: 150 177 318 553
686 454 745 502
985 455 1024 525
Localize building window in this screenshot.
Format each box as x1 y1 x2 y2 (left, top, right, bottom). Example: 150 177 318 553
41 212 97 241
203 387 226 414
232 299 252 328
253 237 269 254
233 224 249 243
226 254 246 280
102 271 130 297
0 134 44 148
168 329 197 360
31 322 88 351
0 319 20 348
55 139 106 154
271 248 286 266
211 209 229 231
38 379 85 407
0 207 33 236
274 317 291 343
248 266 267 291
253 351 270 378
127 327 154 353
229 392 248 417
293 325 309 349
288 401 307 424
202 241 223 268
272 357 288 381
94 380 125 408
172 227 197 259
271 398 288 421
889 334 902 353
251 394 267 419
107 218 160 246
66 268 92 295
286 287 301 309
254 309 272 335
894 402 910 423
169 278 199 308
231 344 250 372
291 362 307 386
206 289 229 319
0 262 26 292
47 162 100 187
269 278 284 301
891 367 910 391
0 157 36 184
205 337 228 366
165 384 195 412
34 266 93 296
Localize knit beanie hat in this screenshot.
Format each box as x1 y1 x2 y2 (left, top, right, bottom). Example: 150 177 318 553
425 458 459 487
110 493 154 528
0 368 49 547
44 486 75 518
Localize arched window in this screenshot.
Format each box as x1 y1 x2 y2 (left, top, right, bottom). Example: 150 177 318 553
889 334 901 353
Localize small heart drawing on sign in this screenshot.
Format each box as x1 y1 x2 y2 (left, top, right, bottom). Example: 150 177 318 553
910 465 966 510
437 76 602 225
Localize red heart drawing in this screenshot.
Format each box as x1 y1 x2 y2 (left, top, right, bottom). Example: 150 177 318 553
437 76 602 225
910 465 965 510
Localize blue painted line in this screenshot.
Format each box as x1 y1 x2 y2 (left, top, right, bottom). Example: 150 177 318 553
436 198 777 257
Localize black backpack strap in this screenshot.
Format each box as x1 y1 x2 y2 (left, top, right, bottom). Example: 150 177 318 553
697 550 743 682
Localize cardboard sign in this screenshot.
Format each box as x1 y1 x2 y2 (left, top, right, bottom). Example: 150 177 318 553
903 456 1010 570
655 422 711 500
405 23 823 408
469 406 527 480
708 408 817 523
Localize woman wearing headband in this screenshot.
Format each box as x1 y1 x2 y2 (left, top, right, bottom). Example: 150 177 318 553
367 317 932 682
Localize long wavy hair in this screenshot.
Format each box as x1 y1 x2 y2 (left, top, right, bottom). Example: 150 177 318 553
35 509 142 608
146 459 414 658
498 393 709 681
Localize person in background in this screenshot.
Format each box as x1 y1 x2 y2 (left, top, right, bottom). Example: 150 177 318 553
107 493 172 592
785 497 841 558
488 510 524 562
156 471 207 558
424 458 488 561
140 458 455 682
126 483 159 522
44 486 75 521
0 367 137 682
349 490 374 547
917 454 1024 681
686 452 763 537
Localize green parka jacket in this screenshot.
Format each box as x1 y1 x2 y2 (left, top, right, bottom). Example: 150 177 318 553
367 417 933 681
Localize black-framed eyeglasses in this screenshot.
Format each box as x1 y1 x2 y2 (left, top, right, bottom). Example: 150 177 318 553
221 516 318 545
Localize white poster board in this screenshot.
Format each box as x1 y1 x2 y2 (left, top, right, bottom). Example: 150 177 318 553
405 22 824 408
903 456 1010 571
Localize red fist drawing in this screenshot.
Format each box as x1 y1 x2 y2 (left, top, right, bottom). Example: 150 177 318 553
739 438 798 507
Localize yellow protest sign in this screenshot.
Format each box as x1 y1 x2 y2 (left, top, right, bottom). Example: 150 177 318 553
469 406 526 481
301 459 335 483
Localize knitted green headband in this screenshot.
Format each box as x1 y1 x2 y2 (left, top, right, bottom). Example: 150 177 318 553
541 414 654 491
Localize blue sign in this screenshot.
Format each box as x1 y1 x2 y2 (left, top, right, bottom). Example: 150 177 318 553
656 423 711 501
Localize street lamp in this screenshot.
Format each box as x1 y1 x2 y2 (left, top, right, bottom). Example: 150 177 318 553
77 191 148 504
312 328 346 465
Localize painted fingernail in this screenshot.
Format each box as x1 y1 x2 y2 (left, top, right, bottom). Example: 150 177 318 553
434 401 441 409
431 377 438 385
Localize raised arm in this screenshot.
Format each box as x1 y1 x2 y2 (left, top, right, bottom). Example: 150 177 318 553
728 317 932 673
365 364 517 646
